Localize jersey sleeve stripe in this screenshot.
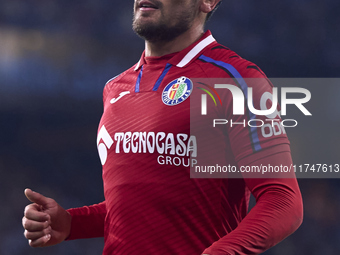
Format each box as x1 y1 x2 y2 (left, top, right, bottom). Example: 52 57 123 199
247 65 266 76
211 45 230 51
198 54 262 152
152 63 172 91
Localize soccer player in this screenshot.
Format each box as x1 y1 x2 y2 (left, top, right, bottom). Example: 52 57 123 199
22 0 303 254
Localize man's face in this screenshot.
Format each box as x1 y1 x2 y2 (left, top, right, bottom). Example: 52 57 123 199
133 0 200 43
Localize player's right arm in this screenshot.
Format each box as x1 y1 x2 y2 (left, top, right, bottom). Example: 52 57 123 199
23 188 107 247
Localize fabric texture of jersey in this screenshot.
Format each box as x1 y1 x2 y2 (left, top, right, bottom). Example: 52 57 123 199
67 31 303 255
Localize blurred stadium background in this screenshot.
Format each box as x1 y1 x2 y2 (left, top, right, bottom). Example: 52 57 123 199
1 0 339 254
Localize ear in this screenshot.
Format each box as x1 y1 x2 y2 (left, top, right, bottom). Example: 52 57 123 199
199 0 221 14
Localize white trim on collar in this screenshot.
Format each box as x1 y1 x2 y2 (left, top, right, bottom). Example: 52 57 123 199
176 35 216 68
134 59 142 71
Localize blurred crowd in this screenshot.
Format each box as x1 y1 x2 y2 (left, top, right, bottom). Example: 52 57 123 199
0 0 339 254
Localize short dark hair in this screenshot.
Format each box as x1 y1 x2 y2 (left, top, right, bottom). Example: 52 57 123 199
206 1 222 22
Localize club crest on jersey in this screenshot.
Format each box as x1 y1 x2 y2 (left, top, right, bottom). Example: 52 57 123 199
162 76 193 106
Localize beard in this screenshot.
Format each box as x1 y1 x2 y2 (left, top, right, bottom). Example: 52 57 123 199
132 2 197 43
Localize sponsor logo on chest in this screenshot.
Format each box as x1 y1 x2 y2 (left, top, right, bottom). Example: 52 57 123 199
97 126 197 167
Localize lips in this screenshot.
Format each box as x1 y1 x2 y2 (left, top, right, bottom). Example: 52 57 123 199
138 0 159 9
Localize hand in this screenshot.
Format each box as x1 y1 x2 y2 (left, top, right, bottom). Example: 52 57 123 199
22 188 72 247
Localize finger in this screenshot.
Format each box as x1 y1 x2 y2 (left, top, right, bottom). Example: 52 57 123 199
24 226 51 240
24 204 50 222
22 217 49 232
24 188 51 207
28 234 51 248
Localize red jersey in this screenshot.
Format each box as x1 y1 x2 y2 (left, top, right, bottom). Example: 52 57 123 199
67 31 303 254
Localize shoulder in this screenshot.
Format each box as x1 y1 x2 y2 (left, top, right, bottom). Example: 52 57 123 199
104 64 138 90
102 64 138 101
196 41 274 100
197 42 268 79
105 64 138 88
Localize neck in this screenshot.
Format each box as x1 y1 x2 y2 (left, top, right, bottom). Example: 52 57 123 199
144 22 204 57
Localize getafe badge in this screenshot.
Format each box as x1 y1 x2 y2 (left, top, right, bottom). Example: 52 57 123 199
162 76 193 106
